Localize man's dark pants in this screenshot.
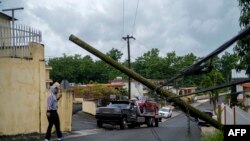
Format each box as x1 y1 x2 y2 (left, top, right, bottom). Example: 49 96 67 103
45 111 62 140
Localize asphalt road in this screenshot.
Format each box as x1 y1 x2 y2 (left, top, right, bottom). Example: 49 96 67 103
64 101 214 141
66 113 201 141
73 103 82 114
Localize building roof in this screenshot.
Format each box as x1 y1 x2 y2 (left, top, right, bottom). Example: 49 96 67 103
242 83 250 88
231 69 248 79
87 82 125 88
179 87 197 90
0 12 17 21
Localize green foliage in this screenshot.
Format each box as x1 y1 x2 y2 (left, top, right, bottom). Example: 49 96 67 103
219 52 239 82
74 84 120 100
133 48 164 79
47 47 237 93
48 49 125 84
106 48 123 61
234 0 250 75
201 130 224 141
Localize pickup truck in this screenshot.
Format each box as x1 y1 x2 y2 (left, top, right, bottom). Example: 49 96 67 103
95 100 159 129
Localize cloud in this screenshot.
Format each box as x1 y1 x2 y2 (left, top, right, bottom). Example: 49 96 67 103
1 0 240 61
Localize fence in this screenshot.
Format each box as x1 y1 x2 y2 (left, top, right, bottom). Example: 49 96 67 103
0 24 42 58
0 24 42 46
218 103 249 125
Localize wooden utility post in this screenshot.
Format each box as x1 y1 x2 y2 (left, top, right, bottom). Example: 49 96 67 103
122 35 135 99
69 34 224 131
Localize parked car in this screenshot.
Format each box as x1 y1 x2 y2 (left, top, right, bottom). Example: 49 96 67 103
158 107 172 121
197 110 214 126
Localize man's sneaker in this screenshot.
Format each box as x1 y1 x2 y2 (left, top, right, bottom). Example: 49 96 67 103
58 138 63 140
44 139 50 141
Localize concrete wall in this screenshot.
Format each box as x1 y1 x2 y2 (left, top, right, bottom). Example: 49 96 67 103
0 43 73 135
82 100 97 115
0 43 46 135
57 91 73 132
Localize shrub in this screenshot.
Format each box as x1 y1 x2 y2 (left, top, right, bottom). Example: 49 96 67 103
201 130 223 141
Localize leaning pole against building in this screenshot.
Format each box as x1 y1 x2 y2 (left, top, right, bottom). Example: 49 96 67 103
69 34 224 131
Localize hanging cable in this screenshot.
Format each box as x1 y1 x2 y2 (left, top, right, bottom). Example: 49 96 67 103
132 0 140 36
122 0 125 36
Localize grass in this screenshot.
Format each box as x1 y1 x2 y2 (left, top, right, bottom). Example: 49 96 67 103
201 130 224 141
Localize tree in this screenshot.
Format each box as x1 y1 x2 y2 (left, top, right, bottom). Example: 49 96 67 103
105 48 124 81
133 48 165 79
48 54 82 83
200 63 225 113
219 52 239 82
234 0 250 75
106 48 123 62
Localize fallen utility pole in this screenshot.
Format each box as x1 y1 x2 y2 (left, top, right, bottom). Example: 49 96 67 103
69 34 224 131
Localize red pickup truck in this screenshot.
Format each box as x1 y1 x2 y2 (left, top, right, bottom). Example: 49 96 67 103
134 97 159 114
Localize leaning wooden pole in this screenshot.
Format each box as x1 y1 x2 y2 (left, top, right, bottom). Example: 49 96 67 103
69 34 224 131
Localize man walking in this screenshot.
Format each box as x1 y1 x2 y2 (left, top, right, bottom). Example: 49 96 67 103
45 85 63 141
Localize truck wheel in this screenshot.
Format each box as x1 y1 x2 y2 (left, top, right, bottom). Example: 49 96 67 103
120 118 127 129
147 117 154 127
151 118 156 127
128 124 135 128
97 120 103 128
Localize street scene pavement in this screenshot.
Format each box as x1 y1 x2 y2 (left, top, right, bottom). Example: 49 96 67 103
59 100 211 141
1 99 237 141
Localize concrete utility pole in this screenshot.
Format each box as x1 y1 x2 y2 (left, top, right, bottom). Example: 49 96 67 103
122 35 135 99
69 34 224 130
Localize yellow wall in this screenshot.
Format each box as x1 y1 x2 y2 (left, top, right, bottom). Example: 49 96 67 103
0 43 73 135
82 100 97 115
0 43 45 135
57 91 73 132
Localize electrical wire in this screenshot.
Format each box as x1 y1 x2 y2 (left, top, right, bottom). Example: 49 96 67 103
122 0 125 36
132 0 140 36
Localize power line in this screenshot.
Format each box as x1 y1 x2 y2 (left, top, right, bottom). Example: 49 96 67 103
122 0 125 36
122 0 140 36
157 25 250 89
132 0 140 35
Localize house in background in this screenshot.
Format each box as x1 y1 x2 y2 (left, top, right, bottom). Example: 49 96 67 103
124 80 145 99
0 12 14 46
231 69 249 103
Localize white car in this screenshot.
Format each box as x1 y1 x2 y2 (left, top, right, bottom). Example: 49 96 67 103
158 107 172 121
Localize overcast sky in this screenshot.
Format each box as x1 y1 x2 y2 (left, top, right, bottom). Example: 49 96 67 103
1 0 241 61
